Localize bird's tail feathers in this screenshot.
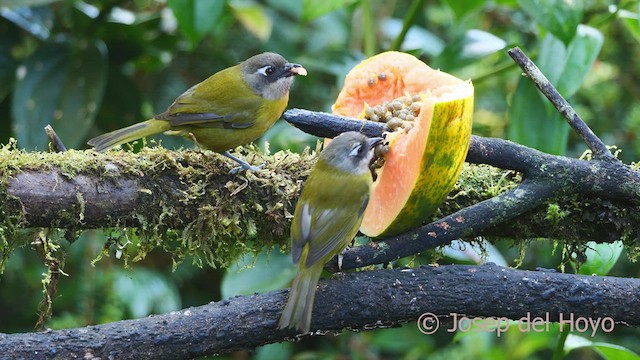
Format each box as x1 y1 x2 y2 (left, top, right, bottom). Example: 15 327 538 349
87 119 170 152
278 264 322 333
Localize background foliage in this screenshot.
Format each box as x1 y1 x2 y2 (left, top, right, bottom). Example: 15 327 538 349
1 0 640 359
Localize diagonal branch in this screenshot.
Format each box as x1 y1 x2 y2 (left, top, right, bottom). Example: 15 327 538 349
507 47 614 161
326 179 558 271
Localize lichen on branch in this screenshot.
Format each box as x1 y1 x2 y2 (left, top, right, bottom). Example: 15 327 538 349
0 140 315 270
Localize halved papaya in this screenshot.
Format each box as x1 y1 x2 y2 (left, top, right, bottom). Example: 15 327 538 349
332 51 474 238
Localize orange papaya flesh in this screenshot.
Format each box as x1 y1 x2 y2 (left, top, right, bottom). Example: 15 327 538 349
332 51 474 238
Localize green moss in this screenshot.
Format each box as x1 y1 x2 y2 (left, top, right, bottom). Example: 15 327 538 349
545 203 568 226
114 145 317 269
435 163 521 217
0 139 317 272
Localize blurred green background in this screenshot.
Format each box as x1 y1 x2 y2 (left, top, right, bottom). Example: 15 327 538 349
1 0 640 359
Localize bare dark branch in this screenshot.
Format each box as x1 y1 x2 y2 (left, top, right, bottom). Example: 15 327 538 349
0 264 637 359
507 47 614 161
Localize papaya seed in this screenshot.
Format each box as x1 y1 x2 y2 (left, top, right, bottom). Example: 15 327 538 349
386 102 395 111
387 117 403 130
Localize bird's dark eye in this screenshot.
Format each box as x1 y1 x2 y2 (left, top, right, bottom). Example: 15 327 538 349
257 65 275 76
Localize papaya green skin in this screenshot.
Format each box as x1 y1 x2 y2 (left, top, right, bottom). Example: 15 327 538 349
374 95 474 237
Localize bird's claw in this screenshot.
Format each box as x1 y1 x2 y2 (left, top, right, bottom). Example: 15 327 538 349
229 163 265 175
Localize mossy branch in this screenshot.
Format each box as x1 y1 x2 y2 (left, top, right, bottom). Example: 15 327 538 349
0 144 316 268
1 133 639 271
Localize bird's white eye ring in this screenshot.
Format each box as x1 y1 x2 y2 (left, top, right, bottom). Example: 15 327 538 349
349 143 362 157
257 65 275 76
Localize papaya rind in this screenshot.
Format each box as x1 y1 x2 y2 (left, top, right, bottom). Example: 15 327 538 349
362 90 474 237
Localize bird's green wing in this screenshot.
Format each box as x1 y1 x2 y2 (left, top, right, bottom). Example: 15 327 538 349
155 67 262 129
291 194 369 268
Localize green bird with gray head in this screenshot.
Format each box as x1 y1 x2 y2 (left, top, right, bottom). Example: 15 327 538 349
88 52 306 172
279 131 384 333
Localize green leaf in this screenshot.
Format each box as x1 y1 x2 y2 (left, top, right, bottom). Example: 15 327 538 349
507 79 570 155
538 25 603 98
94 65 143 133
441 0 484 18
442 239 508 266
265 0 302 19
221 248 296 299
536 33 566 85
618 9 640 43
0 35 17 103
301 0 358 21
0 0 59 9
11 40 108 150
0 5 53 40
113 268 181 318
380 18 445 57
230 0 273 42
577 241 624 276
517 0 583 45
565 334 640 360
432 29 506 70
166 0 225 49
255 343 293 360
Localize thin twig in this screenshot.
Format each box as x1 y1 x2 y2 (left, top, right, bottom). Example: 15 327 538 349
507 47 614 161
44 125 67 153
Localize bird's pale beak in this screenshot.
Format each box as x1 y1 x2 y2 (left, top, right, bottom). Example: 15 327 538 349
368 137 384 149
285 63 307 77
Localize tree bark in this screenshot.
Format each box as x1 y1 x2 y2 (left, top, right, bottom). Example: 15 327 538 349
0 263 637 359
2 135 639 271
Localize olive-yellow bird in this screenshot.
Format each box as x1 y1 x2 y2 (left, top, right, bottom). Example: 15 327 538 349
88 52 306 171
279 131 383 332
